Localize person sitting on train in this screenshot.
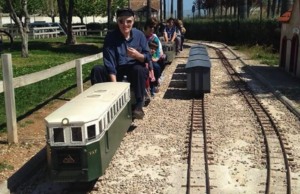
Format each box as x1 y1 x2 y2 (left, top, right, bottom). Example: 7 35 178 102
148 40 161 98
163 17 181 54
144 17 165 75
175 19 186 51
90 8 151 120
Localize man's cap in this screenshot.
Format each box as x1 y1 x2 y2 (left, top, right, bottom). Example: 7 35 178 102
117 8 134 18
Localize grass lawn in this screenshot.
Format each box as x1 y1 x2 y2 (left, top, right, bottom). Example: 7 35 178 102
0 36 104 134
234 45 279 66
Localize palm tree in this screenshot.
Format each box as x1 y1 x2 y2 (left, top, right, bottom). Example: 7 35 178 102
177 0 183 19
147 0 151 19
160 0 163 21
164 0 166 20
171 0 174 17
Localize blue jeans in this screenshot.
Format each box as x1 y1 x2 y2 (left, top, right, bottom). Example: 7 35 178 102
150 62 161 95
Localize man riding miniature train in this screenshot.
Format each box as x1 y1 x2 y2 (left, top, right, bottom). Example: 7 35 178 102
90 8 151 120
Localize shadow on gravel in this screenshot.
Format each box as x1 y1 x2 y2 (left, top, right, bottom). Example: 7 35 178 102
222 63 300 106
163 64 191 100
5 147 46 193
242 65 300 105
127 125 138 133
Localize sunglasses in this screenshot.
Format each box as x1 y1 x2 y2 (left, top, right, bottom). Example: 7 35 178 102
118 19 133 25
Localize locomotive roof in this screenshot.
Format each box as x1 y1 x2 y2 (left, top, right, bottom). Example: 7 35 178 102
45 82 130 125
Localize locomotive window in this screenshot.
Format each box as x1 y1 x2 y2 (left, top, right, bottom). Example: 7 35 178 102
87 125 96 140
107 112 110 124
71 127 82 142
104 118 107 129
53 128 64 142
110 107 113 119
99 120 103 134
46 127 49 141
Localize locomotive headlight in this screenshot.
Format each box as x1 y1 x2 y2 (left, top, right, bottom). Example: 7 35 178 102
62 118 69 125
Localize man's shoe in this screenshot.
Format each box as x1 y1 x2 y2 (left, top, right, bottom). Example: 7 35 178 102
133 108 145 119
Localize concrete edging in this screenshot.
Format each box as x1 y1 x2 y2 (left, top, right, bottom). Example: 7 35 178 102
199 40 300 120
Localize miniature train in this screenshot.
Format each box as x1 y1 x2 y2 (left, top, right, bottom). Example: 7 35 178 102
45 82 132 182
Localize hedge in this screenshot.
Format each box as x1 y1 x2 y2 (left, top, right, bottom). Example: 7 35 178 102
184 19 281 51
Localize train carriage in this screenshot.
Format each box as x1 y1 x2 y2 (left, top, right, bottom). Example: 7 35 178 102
45 82 132 182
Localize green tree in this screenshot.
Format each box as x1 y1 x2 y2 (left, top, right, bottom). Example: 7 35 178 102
74 0 102 24
40 0 58 23
2 0 41 57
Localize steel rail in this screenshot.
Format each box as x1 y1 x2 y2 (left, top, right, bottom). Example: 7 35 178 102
202 97 210 194
186 98 210 194
186 99 194 194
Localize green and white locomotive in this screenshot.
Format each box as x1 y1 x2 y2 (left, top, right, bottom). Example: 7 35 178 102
45 82 132 182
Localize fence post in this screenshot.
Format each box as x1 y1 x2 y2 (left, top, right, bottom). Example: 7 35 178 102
1 54 18 143
76 59 83 94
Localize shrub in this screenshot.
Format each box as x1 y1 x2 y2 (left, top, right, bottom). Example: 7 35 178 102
184 19 281 51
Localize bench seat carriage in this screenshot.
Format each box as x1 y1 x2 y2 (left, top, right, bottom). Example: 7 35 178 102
45 82 132 182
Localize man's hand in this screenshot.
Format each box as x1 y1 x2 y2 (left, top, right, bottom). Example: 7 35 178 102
127 47 144 62
127 47 140 58
110 74 117 82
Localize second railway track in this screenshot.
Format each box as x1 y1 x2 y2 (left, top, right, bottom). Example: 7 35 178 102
207 44 292 194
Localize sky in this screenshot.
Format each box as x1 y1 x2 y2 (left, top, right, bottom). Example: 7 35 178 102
164 0 195 12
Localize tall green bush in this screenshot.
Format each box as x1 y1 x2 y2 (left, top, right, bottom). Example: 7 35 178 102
184 19 281 51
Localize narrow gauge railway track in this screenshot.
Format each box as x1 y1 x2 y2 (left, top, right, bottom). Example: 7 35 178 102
183 98 211 194
207 45 291 194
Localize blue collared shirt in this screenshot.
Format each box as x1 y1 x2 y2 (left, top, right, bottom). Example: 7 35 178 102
103 28 151 75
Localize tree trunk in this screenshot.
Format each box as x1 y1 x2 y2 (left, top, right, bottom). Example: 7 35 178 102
57 0 76 45
66 0 75 44
80 16 84 24
163 0 166 20
247 0 251 18
107 0 111 29
240 0 247 19
160 0 163 21
6 0 30 57
177 0 183 20
147 0 151 19
276 0 281 15
171 0 173 18
128 0 131 8
267 0 271 18
52 16 55 23
220 1 223 18
271 0 277 18
0 6 2 28
233 0 237 17
57 0 68 33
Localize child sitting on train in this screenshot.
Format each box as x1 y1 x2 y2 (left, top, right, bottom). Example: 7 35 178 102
148 40 161 98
